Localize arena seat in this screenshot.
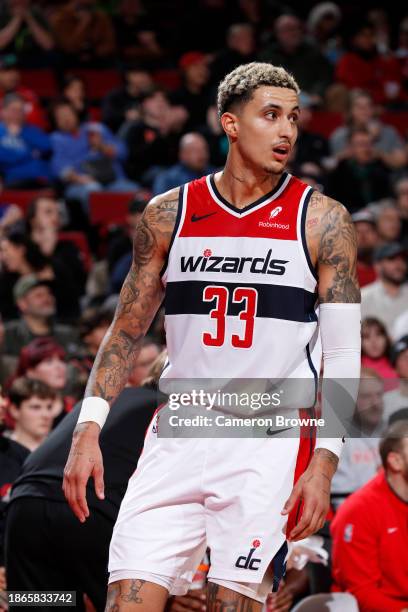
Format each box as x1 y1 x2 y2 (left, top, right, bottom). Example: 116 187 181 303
59 231 92 273
19 70 58 99
308 111 343 138
381 111 408 138
152 68 182 91
0 189 55 214
89 191 135 228
291 593 359 612
73 69 122 101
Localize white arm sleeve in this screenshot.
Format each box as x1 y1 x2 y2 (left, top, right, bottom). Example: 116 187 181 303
315 303 361 458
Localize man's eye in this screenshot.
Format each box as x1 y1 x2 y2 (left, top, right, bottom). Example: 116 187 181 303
266 112 277 119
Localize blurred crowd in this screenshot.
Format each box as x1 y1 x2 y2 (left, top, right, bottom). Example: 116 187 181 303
0 1 407 611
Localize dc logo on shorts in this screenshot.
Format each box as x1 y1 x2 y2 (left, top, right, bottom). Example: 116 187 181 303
235 539 262 570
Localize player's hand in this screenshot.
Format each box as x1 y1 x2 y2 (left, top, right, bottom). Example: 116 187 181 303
63 422 104 522
266 581 294 611
166 588 207 611
281 452 336 541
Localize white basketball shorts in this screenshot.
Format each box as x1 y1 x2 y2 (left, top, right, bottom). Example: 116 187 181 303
108 408 315 595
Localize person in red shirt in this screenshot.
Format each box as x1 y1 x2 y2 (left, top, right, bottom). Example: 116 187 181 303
331 420 408 612
336 22 405 106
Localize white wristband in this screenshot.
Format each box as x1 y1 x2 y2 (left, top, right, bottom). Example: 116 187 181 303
315 437 344 459
77 396 110 430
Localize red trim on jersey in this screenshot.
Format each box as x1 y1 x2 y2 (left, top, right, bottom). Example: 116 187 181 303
286 408 317 536
179 175 309 240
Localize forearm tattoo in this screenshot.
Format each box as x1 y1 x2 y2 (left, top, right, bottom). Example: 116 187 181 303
86 192 179 405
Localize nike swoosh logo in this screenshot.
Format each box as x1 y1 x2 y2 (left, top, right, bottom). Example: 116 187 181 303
266 426 294 437
387 527 398 534
191 212 217 222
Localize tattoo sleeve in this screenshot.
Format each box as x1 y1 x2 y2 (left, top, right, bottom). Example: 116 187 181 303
316 196 361 303
84 190 179 405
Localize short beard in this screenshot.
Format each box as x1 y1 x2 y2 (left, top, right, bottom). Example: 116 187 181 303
381 272 405 286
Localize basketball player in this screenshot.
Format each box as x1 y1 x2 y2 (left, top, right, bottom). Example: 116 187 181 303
63 63 361 611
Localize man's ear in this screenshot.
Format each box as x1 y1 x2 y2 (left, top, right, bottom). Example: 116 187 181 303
8 403 20 422
220 111 239 141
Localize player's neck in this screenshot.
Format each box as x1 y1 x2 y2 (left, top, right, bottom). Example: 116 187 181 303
217 159 284 209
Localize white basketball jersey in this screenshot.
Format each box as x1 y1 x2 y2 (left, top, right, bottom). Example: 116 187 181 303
160 172 321 383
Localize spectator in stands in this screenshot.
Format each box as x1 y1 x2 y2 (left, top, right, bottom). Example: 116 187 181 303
374 201 403 244
0 385 28 597
384 336 408 421
6 377 55 451
126 336 161 387
120 88 187 185
361 318 398 385
0 224 52 321
61 74 89 123
50 0 116 68
361 242 408 334
327 127 390 213
258 14 333 103
113 0 163 68
4 353 166 610
331 369 384 509
0 0 54 68
2 275 80 359
171 51 212 130
0 224 80 322
152 132 213 196
102 66 154 133
50 100 138 213
393 308 408 343
329 89 406 170
331 420 408 612
335 22 406 107
15 337 74 419
210 23 257 86
27 196 87 294
351 209 378 288
289 92 329 172
0 54 46 128
0 93 50 188
306 2 343 64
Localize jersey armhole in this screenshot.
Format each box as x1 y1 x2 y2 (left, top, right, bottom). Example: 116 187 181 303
160 184 186 280
299 187 319 282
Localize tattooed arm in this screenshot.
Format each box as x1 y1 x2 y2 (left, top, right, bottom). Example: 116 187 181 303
282 192 361 541
63 187 179 522
305 191 360 304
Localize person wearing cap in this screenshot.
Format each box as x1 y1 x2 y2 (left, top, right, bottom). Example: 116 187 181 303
1 275 80 360
361 242 408 333
384 336 408 421
330 420 408 612
170 51 211 130
351 209 379 287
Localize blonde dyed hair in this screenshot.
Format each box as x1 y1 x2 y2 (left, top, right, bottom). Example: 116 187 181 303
217 62 300 118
